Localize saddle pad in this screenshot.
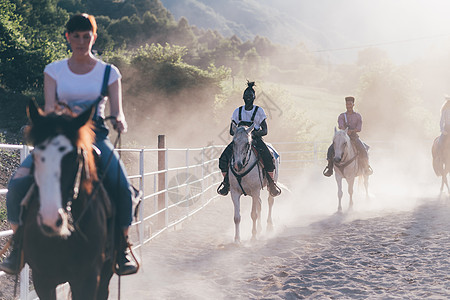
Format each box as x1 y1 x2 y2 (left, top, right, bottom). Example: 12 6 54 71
266 143 280 160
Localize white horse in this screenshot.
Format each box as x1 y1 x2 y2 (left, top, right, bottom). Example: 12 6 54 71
228 123 279 243
432 135 450 195
332 128 369 212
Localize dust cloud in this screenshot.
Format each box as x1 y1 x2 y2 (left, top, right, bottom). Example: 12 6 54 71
108 2 450 298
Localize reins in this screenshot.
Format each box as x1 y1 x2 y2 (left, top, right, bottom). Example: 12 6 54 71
230 145 260 196
71 125 121 238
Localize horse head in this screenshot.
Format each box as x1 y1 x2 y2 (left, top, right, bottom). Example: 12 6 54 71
231 123 254 172
26 99 97 237
333 127 351 163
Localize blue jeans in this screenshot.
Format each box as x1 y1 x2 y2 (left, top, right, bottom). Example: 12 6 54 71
6 119 133 228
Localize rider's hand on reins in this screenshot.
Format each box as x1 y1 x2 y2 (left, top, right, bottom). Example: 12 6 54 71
106 116 128 134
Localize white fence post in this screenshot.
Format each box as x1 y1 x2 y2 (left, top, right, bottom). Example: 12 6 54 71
164 147 168 229
20 145 30 162
201 148 205 205
157 135 166 228
185 149 190 216
19 145 29 300
138 149 144 254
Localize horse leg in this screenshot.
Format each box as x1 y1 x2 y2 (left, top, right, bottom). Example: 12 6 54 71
70 271 100 300
250 195 262 241
335 176 343 212
267 194 274 232
97 260 114 300
231 192 241 243
32 274 57 300
347 177 355 211
364 175 369 200
444 173 450 196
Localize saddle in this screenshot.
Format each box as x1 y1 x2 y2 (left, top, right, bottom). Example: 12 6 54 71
251 141 278 174
266 143 280 161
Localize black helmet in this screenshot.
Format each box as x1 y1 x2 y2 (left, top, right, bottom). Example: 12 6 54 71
243 81 256 103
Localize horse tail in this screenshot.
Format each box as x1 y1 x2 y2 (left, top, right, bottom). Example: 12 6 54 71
432 137 444 176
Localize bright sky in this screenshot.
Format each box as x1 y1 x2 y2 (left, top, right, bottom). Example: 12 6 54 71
274 0 450 62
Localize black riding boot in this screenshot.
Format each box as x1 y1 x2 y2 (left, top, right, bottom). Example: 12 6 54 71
323 159 334 177
217 174 230 196
267 172 281 197
0 227 23 275
115 235 138 276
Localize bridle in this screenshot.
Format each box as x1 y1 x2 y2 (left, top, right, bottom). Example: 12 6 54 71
231 141 252 171
333 134 358 176
230 140 260 196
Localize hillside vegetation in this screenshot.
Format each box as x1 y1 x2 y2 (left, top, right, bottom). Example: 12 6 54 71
0 0 441 148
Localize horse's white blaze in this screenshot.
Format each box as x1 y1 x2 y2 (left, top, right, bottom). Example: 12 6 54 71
33 135 73 230
233 127 252 171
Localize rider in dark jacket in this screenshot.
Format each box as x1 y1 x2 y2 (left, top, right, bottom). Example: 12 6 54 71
217 81 281 197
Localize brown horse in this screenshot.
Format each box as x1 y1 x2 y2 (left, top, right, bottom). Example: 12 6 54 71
432 135 450 195
22 100 114 300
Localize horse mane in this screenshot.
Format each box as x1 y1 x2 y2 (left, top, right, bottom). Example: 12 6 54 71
25 110 98 193
77 121 98 193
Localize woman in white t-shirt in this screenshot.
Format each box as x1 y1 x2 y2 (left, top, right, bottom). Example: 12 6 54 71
0 14 137 276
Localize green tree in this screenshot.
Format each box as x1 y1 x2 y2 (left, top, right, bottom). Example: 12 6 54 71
0 1 66 92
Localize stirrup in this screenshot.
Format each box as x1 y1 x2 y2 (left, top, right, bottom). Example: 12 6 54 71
217 182 229 196
0 242 23 275
366 165 373 175
115 241 139 276
269 183 281 197
323 166 333 177
115 253 138 276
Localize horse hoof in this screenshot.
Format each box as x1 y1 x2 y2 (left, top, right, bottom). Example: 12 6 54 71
267 223 274 232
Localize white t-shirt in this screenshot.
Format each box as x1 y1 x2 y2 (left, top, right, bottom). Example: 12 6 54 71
44 58 121 118
231 105 267 130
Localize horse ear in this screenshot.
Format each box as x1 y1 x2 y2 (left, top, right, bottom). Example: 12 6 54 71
73 105 95 130
27 99 44 124
231 122 237 135
344 128 349 134
246 123 255 134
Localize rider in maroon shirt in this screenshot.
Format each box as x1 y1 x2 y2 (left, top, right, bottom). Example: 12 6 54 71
323 96 373 177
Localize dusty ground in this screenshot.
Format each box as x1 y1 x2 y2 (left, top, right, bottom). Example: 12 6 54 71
109 179 450 299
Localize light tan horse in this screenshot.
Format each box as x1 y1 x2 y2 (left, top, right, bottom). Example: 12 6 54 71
332 128 370 212
431 135 450 194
